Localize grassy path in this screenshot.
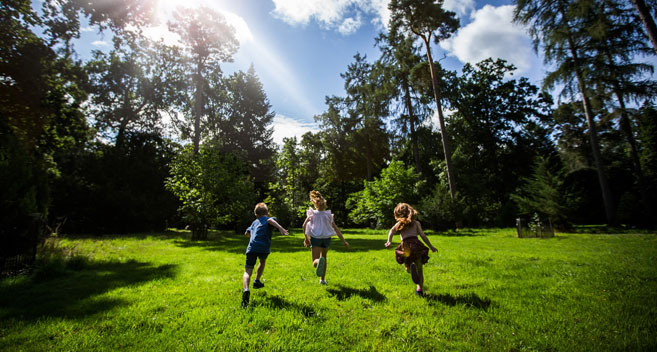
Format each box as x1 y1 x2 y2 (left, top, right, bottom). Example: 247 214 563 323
1 228 656 351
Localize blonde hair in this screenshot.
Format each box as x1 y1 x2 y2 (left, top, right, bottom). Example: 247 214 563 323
254 202 268 216
309 190 327 211
394 203 417 231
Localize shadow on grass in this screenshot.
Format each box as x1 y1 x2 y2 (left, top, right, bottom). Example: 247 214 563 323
0 260 177 321
424 292 491 311
173 231 389 254
326 284 386 303
254 292 317 318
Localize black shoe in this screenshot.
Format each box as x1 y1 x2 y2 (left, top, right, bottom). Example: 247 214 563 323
253 280 265 289
415 290 424 297
410 263 420 285
241 290 250 308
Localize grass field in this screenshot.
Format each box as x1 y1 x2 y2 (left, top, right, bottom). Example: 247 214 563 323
1 227 656 351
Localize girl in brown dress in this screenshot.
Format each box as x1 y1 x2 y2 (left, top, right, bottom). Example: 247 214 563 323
385 203 437 296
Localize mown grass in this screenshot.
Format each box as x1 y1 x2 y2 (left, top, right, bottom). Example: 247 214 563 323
1 227 656 351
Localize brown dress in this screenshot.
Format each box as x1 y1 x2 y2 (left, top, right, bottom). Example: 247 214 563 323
393 221 430 265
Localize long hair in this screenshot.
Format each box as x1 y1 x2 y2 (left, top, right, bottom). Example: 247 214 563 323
309 190 327 211
394 203 417 231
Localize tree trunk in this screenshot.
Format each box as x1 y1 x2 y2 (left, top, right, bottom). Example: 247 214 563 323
365 132 373 181
193 64 203 154
631 0 657 55
613 86 656 217
422 36 457 199
558 1 615 224
402 79 421 171
573 65 616 224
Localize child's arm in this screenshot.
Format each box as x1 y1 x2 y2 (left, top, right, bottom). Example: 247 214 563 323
385 222 398 248
417 221 437 252
267 218 289 236
245 230 251 238
302 216 311 247
331 221 349 249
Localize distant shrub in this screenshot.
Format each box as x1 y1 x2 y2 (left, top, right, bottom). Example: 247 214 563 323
347 161 423 229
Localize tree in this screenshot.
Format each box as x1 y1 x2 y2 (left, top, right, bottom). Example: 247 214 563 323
86 35 165 148
583 0 657 218
167 6 239 153
630 0 657 54
165 144 255 240
389 0 460 199
375 32 428 171
444 58 555 225
1 0 90 258
341 53 390 181
514 0 616 224
511 156 574 229
208 65 276 192
347 161 423 228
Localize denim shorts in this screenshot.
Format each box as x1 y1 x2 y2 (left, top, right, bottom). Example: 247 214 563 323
310 237 331 248
245 252 269 268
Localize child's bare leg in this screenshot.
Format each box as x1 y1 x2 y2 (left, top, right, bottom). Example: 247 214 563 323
243 268 253 291
312 247 322 266
416 259 424 291
320 248 329 280
255 258 266 281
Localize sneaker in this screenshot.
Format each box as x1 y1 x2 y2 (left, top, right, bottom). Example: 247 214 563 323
320 279 327 285
415 290 424 297
241 290 250 308
316 257 326 277
253 280 264 289
410 263 420 285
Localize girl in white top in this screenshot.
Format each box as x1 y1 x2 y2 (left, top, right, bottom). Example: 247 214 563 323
302 190 349 284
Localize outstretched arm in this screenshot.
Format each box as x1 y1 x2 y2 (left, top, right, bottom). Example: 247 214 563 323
331 221 349 249
302 216 311 247
417 222 437 252
267 218 289 236
385 222 398 248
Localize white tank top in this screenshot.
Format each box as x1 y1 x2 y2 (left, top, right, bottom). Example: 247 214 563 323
305 208 336 238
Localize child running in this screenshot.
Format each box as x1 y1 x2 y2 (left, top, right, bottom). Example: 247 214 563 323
385 203 437 296
302 190 349 285
242 202 289 308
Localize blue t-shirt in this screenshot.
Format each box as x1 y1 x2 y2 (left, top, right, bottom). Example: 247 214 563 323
245 216 275 254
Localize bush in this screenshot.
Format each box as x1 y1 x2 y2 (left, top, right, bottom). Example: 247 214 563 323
347 161 423 228
166 144 256 239
419 182 464 230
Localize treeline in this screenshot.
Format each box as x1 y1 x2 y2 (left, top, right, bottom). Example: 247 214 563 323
2 0 657 257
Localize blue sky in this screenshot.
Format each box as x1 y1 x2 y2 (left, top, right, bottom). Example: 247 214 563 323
69 0 547 145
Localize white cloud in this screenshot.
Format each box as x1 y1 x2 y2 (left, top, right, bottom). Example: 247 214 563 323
270 0 392 33
338 16 362 35
423 108 456 132
440 5 535 74
91 40 109 47
80 26 95 32
271 114 319 146
443 0 475 16
137 0 253 46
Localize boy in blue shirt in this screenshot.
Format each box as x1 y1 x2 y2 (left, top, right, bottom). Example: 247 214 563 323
242 202 288 308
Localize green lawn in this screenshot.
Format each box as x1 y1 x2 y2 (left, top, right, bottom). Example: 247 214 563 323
1 228 656 351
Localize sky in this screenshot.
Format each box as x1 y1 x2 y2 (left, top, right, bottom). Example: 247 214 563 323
69 0 547 146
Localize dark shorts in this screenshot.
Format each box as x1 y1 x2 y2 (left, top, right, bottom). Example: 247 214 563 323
245 252 269 269
310 237 331 248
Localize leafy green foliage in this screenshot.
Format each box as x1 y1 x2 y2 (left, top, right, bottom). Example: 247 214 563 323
511 156 574 229
347 161 423 228
165 145 255 239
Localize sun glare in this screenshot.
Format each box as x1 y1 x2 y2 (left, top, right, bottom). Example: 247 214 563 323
151 0 253 44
